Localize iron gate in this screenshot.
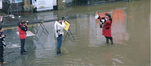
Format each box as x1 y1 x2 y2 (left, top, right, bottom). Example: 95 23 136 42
76 0 125 5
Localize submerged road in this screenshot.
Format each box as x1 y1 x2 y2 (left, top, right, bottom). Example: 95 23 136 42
1 0 150 66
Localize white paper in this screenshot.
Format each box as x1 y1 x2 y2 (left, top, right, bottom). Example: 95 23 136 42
16 31 35 37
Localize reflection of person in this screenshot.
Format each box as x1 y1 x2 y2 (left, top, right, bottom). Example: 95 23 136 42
54 18 65 55
0 27 6 64
103 13 113 45
17 20 28 54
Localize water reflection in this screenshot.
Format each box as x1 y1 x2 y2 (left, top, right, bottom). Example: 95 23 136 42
112 9 128 45
1 0 150 66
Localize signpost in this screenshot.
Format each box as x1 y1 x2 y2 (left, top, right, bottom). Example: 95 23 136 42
64 20 70 31
63 20 75 42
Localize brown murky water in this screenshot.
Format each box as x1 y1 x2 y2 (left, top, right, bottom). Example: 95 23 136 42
3 0 150 66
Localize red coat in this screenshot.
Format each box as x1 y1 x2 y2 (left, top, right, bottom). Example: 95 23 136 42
17 23 27 39
102 19 112 37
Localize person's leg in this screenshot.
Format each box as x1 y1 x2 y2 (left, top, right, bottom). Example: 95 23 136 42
0 46 6 64
57 36 60 54
0 46 3 62
109 37 113 45
105 37 109 44
57 35 63 54
20 39 25 54
22 39 26 52
58 35 63 54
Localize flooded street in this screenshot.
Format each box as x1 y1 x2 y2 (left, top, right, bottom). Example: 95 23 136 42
1 0 150 66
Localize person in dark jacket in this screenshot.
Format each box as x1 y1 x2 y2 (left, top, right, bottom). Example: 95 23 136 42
0 27 6 64
17 20 28 54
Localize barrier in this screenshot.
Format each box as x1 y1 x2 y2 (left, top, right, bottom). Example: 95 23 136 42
76 0 125 5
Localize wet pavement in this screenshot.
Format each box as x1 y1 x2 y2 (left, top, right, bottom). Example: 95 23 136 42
0 0 150 66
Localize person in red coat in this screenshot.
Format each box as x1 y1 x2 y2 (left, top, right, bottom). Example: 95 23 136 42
17 20 28 54
95 13 113 45
102 13 113 45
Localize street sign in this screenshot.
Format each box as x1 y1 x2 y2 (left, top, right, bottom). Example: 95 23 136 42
64 20 70 31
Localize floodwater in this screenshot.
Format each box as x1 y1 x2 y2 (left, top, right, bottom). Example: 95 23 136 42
1 0 150 66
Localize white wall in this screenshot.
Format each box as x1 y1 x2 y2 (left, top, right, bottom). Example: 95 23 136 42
0 0 2 9
65 0 72 3
37 0 53 11
53 0 57 6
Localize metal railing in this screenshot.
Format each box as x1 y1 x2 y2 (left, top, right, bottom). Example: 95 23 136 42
76 0 125 5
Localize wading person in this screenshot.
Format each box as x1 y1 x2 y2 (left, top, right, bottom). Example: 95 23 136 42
17 20 28 54
54 18 65 55
0 27 6 64
95 13 113 45
102 13 113 45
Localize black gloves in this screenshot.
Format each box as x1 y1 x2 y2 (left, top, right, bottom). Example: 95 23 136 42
106 27 110 30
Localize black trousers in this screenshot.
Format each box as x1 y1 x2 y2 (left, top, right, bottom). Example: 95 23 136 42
20 39 25 52
105 37 112 40
105 37 113 44
0 45 4 62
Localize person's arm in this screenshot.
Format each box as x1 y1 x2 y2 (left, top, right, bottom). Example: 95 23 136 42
58 21 65 29
24 23 28 31
104 21 107 26
62 21 65 28
95 14 99 19
54 21 58 37
0 32 5 40
54 21 57 31
25 26 28 31
105 20 111 30
17 22 27 31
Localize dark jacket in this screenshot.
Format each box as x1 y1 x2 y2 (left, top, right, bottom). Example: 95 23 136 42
0 32 4 46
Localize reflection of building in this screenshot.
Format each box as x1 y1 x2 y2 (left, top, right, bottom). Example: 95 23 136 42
112 9 128 44
89 15 98 47
75 14 89 45
125 0 150 64
76 14 89 37
75 9 128 47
